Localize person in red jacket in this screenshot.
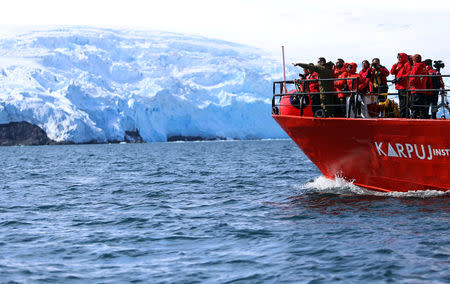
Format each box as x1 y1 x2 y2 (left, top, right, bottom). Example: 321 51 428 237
334 63 350 116
408 55 413 65
391 53 412 117
333 58 345 78
368 58 390 102
408 54 428 119
359 60 370 80
346 63 369 117
345 63 367 92
303 65 322 117
424 59 445 119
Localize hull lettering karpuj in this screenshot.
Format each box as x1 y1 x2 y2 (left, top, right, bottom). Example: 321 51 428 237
374 142 450 160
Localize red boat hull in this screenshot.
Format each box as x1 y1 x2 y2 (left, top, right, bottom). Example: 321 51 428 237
272 115 450 192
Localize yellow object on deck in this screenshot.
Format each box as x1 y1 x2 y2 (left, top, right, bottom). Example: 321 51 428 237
379 95 400 118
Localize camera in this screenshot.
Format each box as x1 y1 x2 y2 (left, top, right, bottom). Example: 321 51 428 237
433 60 445 71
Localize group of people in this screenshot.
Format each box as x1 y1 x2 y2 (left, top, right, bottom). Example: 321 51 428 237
292 53 445 119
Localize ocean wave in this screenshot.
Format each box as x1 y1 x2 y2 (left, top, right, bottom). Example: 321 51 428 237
298 176 449 198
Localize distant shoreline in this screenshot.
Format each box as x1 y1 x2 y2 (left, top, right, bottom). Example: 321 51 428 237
0 121 286 146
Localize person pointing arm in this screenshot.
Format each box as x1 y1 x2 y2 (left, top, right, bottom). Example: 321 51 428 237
292 57 338 117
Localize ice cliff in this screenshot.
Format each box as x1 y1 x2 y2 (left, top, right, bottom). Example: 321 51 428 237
0 27 286 143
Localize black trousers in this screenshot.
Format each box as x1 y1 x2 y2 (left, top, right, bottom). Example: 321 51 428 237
411 93 427 119
427 92 439 119
338 97 346 117
398 89 409 118
311 94 322 117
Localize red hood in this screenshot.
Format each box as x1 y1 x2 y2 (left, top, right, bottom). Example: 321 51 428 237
347 63 357 75
398 53 409 64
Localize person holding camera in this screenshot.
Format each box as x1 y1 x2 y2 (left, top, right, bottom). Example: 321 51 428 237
333 58 346 78
424 59 445 119
368 58 389 102
408 54 428 119
391 53 412 118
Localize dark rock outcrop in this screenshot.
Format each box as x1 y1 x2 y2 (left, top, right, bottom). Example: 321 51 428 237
0 122 230 146
0 121 54 146
124 129 144 143
167 135 226 142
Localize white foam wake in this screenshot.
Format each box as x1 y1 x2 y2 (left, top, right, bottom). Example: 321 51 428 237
297 176 449 198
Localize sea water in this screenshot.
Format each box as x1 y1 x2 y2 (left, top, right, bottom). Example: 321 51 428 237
0 140 448 283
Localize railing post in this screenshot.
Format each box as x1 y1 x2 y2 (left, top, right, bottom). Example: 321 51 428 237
281 46 287 94
406 75 411 118
356 77 359 118
300 94 304 117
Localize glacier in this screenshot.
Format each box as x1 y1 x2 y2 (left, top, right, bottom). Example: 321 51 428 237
0 27 287 143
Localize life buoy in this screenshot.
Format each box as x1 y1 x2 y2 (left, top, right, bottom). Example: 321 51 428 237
279 93 313 117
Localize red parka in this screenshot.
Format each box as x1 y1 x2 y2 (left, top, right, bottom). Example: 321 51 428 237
346 63 367 93
359 67 370 81
333 65 346 78
306 72 320 94
390 53 412 90
334 63 349 98
408 62 428 94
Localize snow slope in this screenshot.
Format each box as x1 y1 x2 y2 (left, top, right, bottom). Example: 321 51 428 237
0 27 286 142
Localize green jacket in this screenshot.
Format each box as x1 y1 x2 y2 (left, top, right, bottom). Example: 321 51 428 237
294 62 338 117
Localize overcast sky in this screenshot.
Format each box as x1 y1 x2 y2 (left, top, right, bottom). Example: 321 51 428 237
0 0 449 69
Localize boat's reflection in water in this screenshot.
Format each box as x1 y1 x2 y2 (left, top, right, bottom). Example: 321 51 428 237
283 175 448 214
269 176 449 217
286 192 449 216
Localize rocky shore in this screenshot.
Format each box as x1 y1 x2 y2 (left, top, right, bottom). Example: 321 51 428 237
0 122 226 146
0 121 55 146
167 135 226 142
0 122 147 146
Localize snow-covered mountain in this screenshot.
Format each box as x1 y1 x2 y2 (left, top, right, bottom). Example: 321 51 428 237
0 27 286 142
